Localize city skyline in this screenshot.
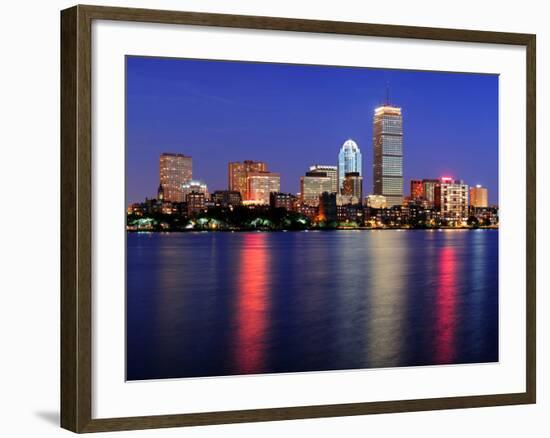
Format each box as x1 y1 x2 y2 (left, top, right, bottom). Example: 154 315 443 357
150 146 492 211
126 56 499 204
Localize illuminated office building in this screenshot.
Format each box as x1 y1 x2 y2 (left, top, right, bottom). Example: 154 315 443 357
247 171 280 205
228 160 267 200
470 185 489 208
300 171 333 207
159 153 192 202
373 104 403 206
309 165 338 193
422 179 440 206
338 139 362 194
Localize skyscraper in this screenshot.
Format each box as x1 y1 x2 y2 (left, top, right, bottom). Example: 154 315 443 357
228 160 268 200
247 171 280 205
470 185 489 208
309 165 338 193
300 171 332 206
373 104 403 206
338 139 362 194
159 153 192 202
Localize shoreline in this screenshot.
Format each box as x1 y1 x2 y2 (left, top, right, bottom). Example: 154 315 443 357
127 227 499 233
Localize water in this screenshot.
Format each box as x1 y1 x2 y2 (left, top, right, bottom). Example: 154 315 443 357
126 230 498 380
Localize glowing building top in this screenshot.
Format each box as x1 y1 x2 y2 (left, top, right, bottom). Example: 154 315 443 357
338 139 362 194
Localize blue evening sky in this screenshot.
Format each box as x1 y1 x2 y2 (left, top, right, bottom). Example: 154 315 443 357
126 56 498 204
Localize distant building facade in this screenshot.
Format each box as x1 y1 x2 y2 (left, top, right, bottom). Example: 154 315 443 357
181 180 208 199
247 171 280 205
434 177 469 221
318 192 337 222
337 194 360 206
342 172 363 202
470 185 489 208
295 203 317 219
300 171 333 206
309 165 338 194
228 160 267 200
186 192 206 216
338 139 362 194
422 179 439 207
365 194 387 209
211 190 242 207
337 203 364 223
373 105 403 206
159 153 192 202
270 192 297 210
410 179 423 199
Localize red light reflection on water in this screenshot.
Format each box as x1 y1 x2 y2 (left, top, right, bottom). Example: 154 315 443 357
435 246 458 364
235 233 269 374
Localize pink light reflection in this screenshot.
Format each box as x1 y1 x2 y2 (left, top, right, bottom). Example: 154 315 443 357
235 233 269 374
435 246 458 364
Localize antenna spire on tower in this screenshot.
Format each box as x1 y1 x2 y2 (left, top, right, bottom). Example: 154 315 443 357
385 82 390 105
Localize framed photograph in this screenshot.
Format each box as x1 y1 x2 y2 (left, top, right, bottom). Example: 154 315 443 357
60 4 536 433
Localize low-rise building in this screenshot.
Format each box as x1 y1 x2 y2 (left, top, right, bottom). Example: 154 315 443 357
365 194 387 209
269 192 297 210
186 192 206 216
211 190 242 207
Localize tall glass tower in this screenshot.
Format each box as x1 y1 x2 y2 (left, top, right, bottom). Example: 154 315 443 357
373 105 403 206
338 139 362 194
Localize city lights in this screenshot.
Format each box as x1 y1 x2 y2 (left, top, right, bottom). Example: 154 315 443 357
127 103 498 232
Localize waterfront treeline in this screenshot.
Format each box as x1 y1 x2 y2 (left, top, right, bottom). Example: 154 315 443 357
127 205 496 232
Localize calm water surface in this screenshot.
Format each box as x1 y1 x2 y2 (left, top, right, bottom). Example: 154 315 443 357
126 230 498 380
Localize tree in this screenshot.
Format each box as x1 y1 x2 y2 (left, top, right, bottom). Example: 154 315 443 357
467 216 479 227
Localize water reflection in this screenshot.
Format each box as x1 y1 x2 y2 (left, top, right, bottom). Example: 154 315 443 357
435 245 458 364
126 230 499 380
365 233 408 367
234 233 270 374
154 237 184 365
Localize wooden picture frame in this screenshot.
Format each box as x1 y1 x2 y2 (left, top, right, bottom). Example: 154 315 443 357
61 4 536 433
